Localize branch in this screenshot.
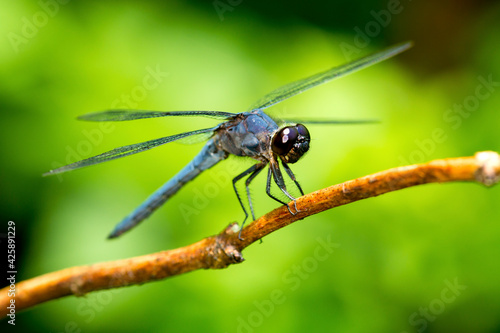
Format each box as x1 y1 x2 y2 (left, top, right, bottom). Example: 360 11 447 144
2 151 499 318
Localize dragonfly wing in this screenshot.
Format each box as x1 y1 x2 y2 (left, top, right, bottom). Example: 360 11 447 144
43 127 218 176
78 110 237 122
177 130 217 144
278 118 379 126
248 41 412 111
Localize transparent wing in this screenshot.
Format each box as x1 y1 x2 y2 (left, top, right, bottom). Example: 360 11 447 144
78 110 237 122
279 118 379 125
43 127 218 176
177 130 217 145
248 41 412 111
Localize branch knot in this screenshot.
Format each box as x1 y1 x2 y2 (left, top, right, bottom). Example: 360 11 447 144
474 151 500 186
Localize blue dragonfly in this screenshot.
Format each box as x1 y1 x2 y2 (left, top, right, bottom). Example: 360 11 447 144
44 42 412 239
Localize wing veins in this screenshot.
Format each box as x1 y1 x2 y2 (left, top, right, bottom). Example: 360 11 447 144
249 41 412 111
280 118 379 125
78 110 236 122
43 127 217 176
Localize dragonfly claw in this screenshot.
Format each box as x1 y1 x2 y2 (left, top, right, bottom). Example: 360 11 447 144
285 200 302 215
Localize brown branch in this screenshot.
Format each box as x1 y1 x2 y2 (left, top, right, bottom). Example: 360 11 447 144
2 151 499 318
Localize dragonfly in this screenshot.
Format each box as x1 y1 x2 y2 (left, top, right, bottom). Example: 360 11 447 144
44 41 412 239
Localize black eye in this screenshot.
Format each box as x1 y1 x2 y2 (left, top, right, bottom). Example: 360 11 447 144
297 124 309 138
272 126 298 156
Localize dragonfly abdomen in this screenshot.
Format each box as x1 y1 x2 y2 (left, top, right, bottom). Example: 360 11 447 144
107 139 228 238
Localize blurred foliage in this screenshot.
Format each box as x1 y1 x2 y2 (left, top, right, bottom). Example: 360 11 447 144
1 0 500 332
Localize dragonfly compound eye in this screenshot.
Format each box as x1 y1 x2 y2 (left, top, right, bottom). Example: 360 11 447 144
272 124 310 163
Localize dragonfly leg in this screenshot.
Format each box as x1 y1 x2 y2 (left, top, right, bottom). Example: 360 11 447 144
245 162 266 221
281 161 304 196
233 163 263 240
266 167 297 216
281 161 304 214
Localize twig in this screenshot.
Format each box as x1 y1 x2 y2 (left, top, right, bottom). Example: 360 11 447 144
1 151 499 318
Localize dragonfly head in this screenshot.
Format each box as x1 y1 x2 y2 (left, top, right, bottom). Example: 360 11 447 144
271 124 310 164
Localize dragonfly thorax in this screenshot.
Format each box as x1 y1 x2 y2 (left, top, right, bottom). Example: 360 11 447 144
271 124 310 164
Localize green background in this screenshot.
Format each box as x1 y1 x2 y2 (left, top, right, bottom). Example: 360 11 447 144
1 0 500 332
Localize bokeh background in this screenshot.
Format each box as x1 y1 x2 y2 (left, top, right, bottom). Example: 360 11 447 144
1 0 500 332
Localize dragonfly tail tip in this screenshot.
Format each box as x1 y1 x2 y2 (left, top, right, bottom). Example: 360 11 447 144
107 231 119 239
